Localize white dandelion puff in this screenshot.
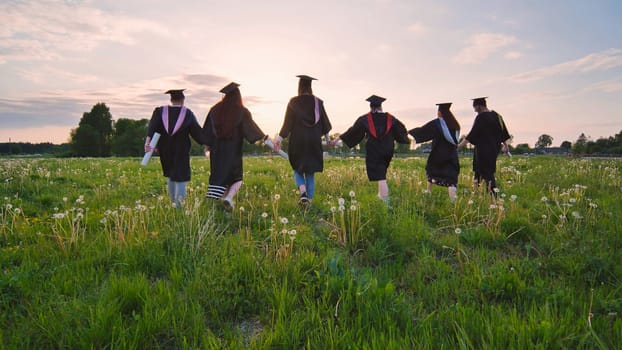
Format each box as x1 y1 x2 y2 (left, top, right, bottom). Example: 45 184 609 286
455 228 462 235
261 212 268 218
280 217 289 225
350 205 357 211
541 196 549 202
349 190 356 198
510 195 517 202
274 194 281 200
338 198 345 206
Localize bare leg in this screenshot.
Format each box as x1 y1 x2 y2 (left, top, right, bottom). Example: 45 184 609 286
378 180 389 200
223 181 242 202
448 185 457 203
426 181 433 194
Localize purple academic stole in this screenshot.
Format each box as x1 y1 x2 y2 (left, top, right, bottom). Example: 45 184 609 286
162 106 187 135
366 112 393 139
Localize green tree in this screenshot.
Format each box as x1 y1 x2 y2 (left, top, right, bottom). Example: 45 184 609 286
560 141 572 151
535 134 553 149
70 103 114 156
112 118 149 156
573 133 589 154
514 143 531 154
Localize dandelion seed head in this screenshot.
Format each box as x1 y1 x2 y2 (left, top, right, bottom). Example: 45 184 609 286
280 217 288 225
455 228 462 235
239 206 245 212
338 205 345 212
467 199 474 205
261 212 268 218
330 207 336 213
349 190 356 198
350 205 357 211
510 195 517 201
62 197 68 202
541 196 548 202
542 214 547 220
493 188 500 193
5 203 12 210
289 229 297 236
274 194 281 200
338 198 345 206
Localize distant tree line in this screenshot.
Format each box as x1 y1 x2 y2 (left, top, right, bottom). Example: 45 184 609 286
3 102 621 157
510 131 622 156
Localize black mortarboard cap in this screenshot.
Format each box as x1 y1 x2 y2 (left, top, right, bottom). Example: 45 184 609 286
436 102 452 111
219 82 240 94
366 95 386 106
472 96 488 106
296 75 317 81
165 89 185 99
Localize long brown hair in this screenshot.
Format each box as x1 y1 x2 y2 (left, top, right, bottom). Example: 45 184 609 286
213 87 243 139
440 110 460 131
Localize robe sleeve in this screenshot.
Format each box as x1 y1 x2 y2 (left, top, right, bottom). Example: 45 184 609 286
187 111 207 145
319 99 332 135
340 117 367 148
409 120 437 144
497 113 511 142
241 109 267 144
278 99 296 139
465 115 483 145
202 109 216 148
392 117 410 144
147 107 161 138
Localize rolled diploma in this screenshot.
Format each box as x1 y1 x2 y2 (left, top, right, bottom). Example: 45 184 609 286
264 139 288 160
141 132 161 166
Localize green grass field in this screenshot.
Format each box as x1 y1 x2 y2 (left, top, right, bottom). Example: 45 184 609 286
1 155 621 349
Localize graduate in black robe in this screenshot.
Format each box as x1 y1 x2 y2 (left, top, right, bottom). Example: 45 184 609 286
146 89 207 208
334 95 410 206
274 75 332 204
203 82 267 211
458 97 511 193
409 103 460 201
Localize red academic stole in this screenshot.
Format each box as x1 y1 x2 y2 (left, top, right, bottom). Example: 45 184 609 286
162 106 187 135
366 112 393 139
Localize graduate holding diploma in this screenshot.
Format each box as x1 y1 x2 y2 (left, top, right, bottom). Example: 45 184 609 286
145 89 206 208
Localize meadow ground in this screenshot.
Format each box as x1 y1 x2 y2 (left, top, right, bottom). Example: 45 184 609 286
1 155 621 349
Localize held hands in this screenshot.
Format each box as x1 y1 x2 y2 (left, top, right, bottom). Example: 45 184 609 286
144 144 157 153
273 140 281 152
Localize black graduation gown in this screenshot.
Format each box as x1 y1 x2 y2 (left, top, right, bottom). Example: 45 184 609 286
278 95 332 174
465 110 510 181
340 112 410 181
147 106 206 182
409 119 460 187
203 105 266 187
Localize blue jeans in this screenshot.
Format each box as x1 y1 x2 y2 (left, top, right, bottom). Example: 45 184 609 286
294 171 315 199
167 179 187 208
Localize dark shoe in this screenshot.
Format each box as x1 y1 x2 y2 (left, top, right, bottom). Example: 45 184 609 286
222 198 234 212
298 192 310 205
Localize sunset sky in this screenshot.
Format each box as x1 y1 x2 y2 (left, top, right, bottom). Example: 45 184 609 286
1 0 621 146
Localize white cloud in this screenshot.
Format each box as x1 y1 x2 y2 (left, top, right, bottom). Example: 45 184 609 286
0 0 169 64
510 48 622 82
504 51 523 60
584 76 622 93
453 33 518 64
407 22 426 36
